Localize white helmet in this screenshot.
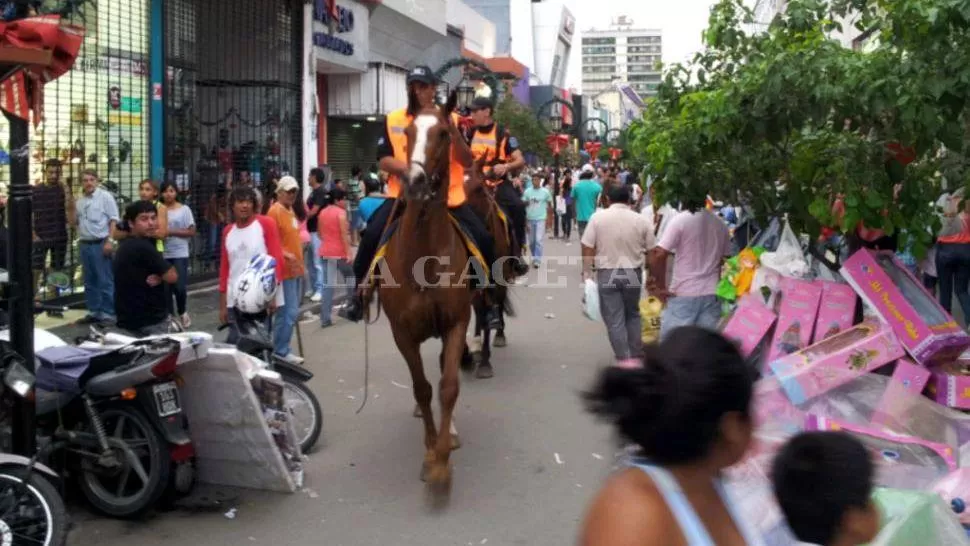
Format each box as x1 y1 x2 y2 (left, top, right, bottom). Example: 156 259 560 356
233 254 279 314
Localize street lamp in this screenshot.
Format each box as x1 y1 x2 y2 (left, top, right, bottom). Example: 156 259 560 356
550 115 563 132
536 97 576 239
456 81 475 111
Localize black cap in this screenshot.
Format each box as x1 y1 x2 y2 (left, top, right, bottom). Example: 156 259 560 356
406 65 437 85
470 96 494 111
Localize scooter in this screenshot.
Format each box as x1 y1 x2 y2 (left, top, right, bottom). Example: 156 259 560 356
0 342 69 545
219 317 322 454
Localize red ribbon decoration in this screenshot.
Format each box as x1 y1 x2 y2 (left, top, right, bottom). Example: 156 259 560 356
609 147 622 160
546 133 569 155
584 141 602 158
886 142 916 166
0 15 84 125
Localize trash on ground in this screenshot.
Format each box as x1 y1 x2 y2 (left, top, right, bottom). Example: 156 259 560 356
224 508 237 519
554 453 563 465
544 313 556 319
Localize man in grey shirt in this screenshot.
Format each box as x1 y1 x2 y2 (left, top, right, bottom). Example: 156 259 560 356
74 169 120 324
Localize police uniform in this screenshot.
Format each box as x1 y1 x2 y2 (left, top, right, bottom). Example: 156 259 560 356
467 120 527 260
343 66 500 325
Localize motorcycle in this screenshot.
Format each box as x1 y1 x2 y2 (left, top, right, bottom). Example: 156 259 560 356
219 317 322 454
0 304 194 519
0 343 69 545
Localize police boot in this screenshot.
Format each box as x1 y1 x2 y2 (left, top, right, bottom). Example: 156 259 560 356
338 288 365 323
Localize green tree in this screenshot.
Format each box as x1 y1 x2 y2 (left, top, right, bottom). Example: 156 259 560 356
627 0 970 257
493 96 554 163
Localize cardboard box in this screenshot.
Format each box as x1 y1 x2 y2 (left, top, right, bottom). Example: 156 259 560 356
927 361 970 410
722 296 777 358
765 277 822 363
841 249 970 366
813 280 858 343
770 320 905 404
872 359 932 427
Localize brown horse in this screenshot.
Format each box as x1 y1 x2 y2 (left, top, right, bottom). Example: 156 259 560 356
376 93 473 489
464 167 516 378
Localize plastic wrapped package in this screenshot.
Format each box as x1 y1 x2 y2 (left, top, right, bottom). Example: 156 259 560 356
759 222 811 279
582 278 601 322
930 468 970 525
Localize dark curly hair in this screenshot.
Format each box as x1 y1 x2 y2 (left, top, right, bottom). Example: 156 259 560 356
583 327 754 465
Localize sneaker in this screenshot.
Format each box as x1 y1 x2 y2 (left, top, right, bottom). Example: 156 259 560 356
320 320 333 329
276 352 305 365
98 316 117 326
77 315 100 325
311 292 322 303
181 313 192 329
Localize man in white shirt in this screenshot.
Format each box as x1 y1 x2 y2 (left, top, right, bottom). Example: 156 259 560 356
648 199 731 340
581 185 656 366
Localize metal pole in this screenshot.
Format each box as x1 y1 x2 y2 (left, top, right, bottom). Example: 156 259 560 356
5 110 36 456
552 152 560 238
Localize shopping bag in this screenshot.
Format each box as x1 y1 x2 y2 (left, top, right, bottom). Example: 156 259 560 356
582 278 601 321
640 296 663 343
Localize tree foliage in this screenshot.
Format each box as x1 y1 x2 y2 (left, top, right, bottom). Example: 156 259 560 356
627 0 970 256
493 96 554 163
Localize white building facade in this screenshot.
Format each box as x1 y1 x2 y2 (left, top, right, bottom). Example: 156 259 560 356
531 2 575 89
580 18 662 99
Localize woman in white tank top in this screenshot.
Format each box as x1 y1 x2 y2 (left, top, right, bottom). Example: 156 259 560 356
578 327 765 546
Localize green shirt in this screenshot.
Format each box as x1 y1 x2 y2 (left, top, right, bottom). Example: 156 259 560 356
571 179 602 222
522 187 553 221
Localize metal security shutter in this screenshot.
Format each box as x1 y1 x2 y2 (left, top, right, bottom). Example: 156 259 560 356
326 119 380 183
21 0 151 299
164 0 303 277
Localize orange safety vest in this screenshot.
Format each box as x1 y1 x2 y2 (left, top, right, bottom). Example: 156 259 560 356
385 108 466 207
469 124 509 188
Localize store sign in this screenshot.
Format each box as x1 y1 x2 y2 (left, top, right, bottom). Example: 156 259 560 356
76 56 148 76
558 8 575 47
313 1 355 56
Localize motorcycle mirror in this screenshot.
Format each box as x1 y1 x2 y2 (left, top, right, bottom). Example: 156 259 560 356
45 271 71 290
3 358 34 398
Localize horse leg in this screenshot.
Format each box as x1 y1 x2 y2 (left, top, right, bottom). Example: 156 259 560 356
475 322 494 378
393 332 437 480
428 325 465 489
470 304 484 367
493 290 507 348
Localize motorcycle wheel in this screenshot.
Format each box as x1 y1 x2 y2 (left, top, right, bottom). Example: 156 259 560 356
0 467 68 546
78 406 171 518
282 377 322 454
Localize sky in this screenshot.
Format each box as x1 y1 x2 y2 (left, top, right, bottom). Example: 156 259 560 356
562 0 717 91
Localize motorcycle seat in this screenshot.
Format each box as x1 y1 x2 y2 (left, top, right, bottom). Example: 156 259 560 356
35 345 112 394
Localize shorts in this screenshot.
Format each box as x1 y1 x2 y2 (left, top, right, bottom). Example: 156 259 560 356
350 209 364 231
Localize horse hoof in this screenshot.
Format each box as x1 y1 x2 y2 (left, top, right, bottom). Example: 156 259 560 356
451 433 461 450
426 465 452 491
476 363 494 379
413 404 423 418
493 334 507 348
461 353 475 372
471 351 483 366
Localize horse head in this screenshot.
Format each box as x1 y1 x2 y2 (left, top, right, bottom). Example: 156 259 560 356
404 91 458 203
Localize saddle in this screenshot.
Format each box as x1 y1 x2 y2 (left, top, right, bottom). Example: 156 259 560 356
364 212 489 289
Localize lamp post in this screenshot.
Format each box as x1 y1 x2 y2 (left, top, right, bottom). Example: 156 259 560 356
537 97 575 239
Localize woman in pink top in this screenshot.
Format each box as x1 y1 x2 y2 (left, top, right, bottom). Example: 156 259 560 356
317 187 354 327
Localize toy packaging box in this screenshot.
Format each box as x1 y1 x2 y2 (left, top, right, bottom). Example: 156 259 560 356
721 295 777 359
812 280 857 343
806 414 958 472
765 277 822 363
841 249 970 366
927 360 970 410
872 359 932 427
769 320 905 405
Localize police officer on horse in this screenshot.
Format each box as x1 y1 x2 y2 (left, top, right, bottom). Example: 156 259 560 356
465 96 530 277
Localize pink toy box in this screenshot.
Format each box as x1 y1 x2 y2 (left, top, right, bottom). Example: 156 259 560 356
841 249 970 366
765 277 822 363
806 415 958 472
722 296 777 358
769 320 905 405
872 359 932 427
812 280 857 343
927 359 970 410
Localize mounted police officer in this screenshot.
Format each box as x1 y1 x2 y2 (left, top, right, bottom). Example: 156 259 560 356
465 96 530 277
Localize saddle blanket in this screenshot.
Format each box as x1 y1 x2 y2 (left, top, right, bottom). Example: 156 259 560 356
366 214 489 286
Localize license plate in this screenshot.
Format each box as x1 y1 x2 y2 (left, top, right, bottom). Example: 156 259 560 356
153 382 181 417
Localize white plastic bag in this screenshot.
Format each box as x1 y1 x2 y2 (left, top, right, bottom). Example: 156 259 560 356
760 221 810 278
582 278 601 321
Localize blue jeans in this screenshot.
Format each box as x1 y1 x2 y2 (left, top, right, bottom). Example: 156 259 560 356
321 258 354 324
309 233 324 295
272 278 302 357
207 222 224 261
528 219 545 261
660 294 721 341
80 241 115 320
166 257 189 315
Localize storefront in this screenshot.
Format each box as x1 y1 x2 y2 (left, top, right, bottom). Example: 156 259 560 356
163 0 304 271
3 1 151 298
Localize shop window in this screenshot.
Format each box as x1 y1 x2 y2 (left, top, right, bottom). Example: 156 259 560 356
17 0 150 299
